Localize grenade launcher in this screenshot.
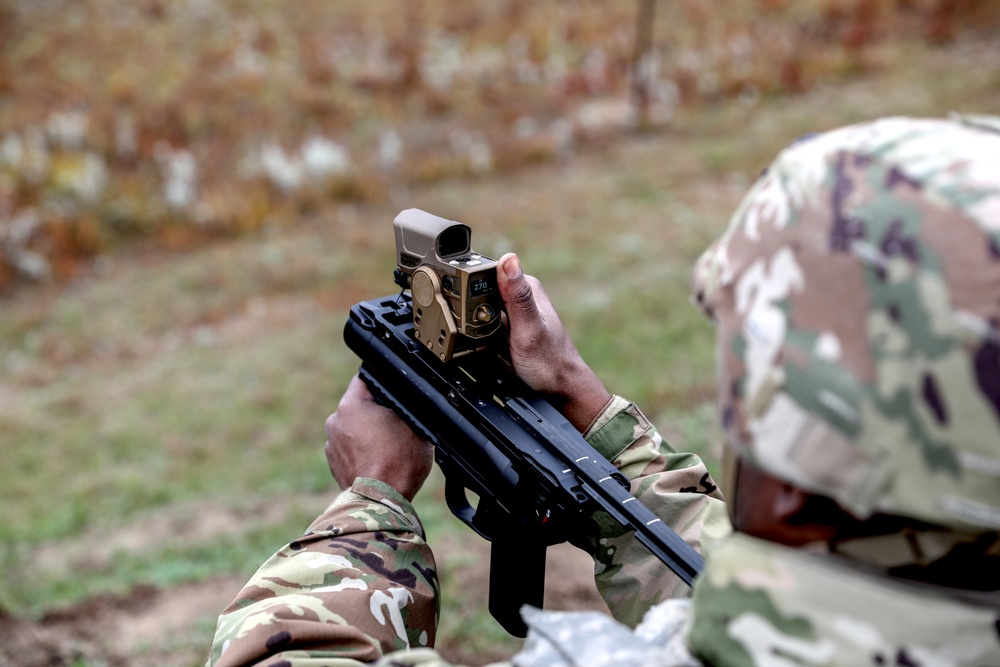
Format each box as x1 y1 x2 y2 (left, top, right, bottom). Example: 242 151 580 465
343 208 703 637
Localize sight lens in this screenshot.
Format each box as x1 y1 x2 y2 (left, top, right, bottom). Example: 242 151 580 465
437 226 470 258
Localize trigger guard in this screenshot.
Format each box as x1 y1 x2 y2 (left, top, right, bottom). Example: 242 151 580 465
444 478 496 541
444 478 480 532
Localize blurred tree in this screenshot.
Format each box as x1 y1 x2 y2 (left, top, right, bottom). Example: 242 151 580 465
631 0 657 128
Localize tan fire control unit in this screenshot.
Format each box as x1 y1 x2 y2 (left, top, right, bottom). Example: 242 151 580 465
393 208 503 361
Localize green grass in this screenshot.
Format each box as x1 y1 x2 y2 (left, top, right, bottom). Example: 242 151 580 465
0 308 349 543
4 511 313 617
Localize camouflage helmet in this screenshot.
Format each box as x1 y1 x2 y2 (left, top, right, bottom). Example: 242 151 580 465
693 115 1000 534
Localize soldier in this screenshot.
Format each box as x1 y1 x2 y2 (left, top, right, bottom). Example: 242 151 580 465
207 115 1000 666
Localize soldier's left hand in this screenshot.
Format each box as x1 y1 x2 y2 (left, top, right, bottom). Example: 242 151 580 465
324 375 435 501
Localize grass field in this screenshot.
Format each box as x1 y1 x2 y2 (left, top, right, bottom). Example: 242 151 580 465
1 2 999 665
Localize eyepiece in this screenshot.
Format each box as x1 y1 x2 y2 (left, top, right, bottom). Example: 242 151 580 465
437 225 471 259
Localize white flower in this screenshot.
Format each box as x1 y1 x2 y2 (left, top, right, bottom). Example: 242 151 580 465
154 142 198 209
376 129 403 171
302 136 350 179
47 110 89 150
260 144 303 193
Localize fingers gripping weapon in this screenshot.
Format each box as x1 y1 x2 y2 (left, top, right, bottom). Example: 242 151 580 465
344 210 703 637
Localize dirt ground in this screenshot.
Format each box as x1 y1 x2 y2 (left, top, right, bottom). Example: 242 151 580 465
1 577 243 667
0 542 603 667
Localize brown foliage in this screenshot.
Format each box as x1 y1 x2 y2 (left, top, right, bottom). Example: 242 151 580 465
0 0 996 293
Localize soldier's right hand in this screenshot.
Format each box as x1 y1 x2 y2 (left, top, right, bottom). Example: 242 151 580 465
496 253 612 433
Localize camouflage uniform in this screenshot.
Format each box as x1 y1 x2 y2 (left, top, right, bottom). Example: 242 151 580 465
207 397 729 667
686 114 1000 666
210 115 1000 667
512 114 1000 667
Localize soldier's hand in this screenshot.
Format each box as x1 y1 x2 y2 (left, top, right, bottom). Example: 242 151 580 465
324 375 434 501
496 253 611 433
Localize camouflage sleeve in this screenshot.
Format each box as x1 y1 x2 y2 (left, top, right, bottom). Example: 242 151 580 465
206 477 439 667
583 395 732 627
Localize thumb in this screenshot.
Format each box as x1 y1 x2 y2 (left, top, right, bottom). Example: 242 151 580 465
497 253 540 329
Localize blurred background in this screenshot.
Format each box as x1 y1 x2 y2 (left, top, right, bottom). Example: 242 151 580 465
0 1 997 664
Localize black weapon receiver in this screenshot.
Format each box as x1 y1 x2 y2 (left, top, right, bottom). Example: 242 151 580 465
344 293 704 637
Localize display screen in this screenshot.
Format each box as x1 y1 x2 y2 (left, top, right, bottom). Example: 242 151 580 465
469 275 495 296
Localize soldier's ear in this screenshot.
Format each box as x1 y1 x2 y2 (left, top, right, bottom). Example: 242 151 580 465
731 461 838 547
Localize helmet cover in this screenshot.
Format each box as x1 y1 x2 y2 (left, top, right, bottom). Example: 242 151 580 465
693 115 1000 533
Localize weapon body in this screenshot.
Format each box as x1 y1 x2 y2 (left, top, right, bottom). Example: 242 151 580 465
344 209 704 637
